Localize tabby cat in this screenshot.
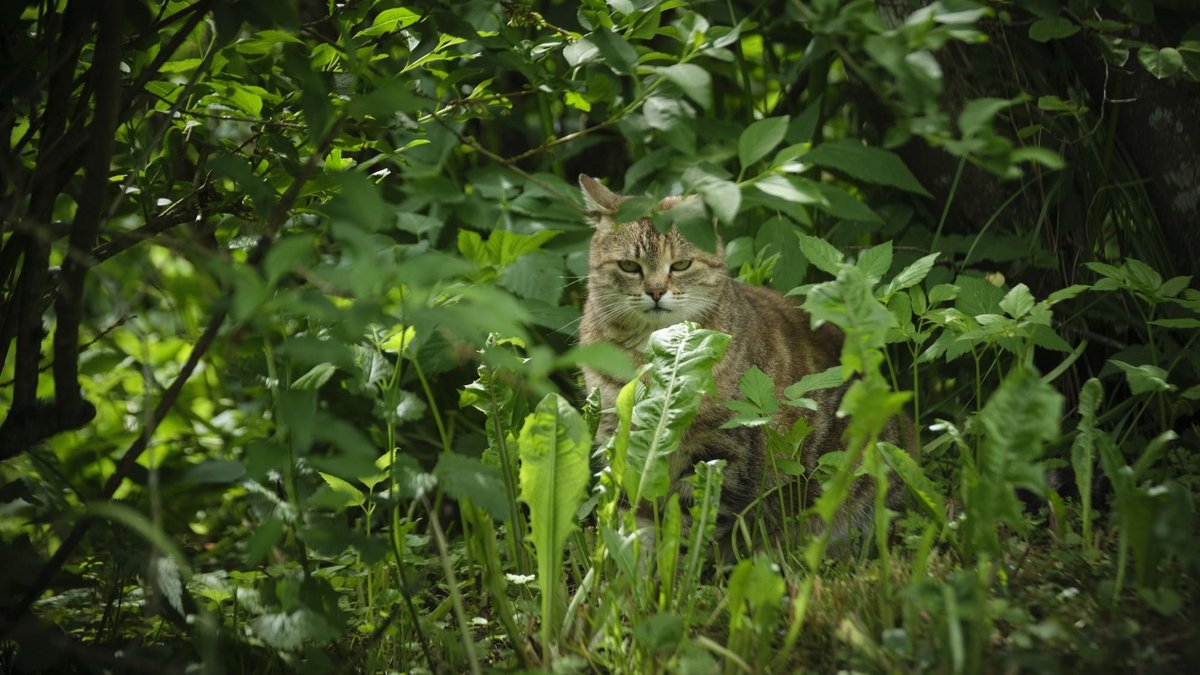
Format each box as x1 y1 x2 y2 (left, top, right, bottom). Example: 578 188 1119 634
578 175 910 545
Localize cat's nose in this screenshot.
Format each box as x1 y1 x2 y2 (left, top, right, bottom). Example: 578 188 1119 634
645 288 666 302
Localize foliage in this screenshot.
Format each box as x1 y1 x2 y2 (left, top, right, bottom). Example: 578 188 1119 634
1 0 1199 672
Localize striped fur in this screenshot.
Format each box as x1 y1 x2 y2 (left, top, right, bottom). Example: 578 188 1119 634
578 175 909 547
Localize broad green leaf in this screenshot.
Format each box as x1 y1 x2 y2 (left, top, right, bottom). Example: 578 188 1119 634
1139 46 1183 78
1000 283 1036 318
591 29 638 75
252 609 339 650
356 7 421 37
738 116 790 169
808 180 884 223
436 452 509 521
518 393 591 647
1029 17 1079 42
625 323 730 503
856 241 893 281
796 233 844 276
754 174 824 204
798 139 931 197
659 63 712 110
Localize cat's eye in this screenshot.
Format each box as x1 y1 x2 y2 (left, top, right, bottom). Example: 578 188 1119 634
670 259 693 272
617 260 642 274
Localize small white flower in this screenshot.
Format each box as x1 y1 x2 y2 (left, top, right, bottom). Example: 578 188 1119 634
505 573 536 585
1058 587 1079 600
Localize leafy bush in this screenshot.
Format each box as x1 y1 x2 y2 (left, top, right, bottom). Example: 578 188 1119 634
1 0 1198 672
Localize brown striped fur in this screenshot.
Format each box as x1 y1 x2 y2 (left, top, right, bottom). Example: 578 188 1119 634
578 175 910 547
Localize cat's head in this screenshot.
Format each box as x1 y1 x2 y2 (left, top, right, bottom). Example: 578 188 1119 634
579 175 729 331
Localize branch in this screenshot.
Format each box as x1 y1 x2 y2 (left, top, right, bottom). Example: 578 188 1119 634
52 0 126 418
431 114 585 215
0 304 228 636
0 110 350 632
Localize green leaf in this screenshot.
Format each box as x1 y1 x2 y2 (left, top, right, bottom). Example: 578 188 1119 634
701 179 741 225
1071 378 1102 546
252 609 339 650
1010 146 1066 170
590 29 638 75
884 253 939 297
659 63 712 111
856 241 893 281
878 442 947 528
796 233 844 276
318 472 366 509
738 116 790 169
356 7 421 37
808 180 884 223
754 174 824 205
798 139 931 197
184 460 246 485
518 393 591 646
1029 17 1080 42
1000 283 1036 318
292 362 337 390
436 452 510 521
958 97 1018 137
625 323 730 503
969 366 1063 555
722 366 778 428
1139 46 1183 78
1110 360 1173 394
633 612 684 654
458 229 559 270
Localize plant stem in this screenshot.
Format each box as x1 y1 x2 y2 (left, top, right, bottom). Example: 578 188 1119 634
424 495 482 675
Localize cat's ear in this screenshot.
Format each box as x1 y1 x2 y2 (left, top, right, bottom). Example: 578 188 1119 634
579 174 620 229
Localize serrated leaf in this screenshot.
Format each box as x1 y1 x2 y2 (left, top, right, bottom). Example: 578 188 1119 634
798 139 930 197
796 233 844 276
782 365 844 404
884 253 939 298
878 442 947 528
856 241 893 281
318 472 366 508
292 362 337 390
1000 283 1036 318
738 116 790 169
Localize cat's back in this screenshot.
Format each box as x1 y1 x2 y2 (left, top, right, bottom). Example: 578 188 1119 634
723 282 842 388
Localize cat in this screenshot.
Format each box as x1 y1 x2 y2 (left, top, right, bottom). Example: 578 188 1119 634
577 174 910 548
